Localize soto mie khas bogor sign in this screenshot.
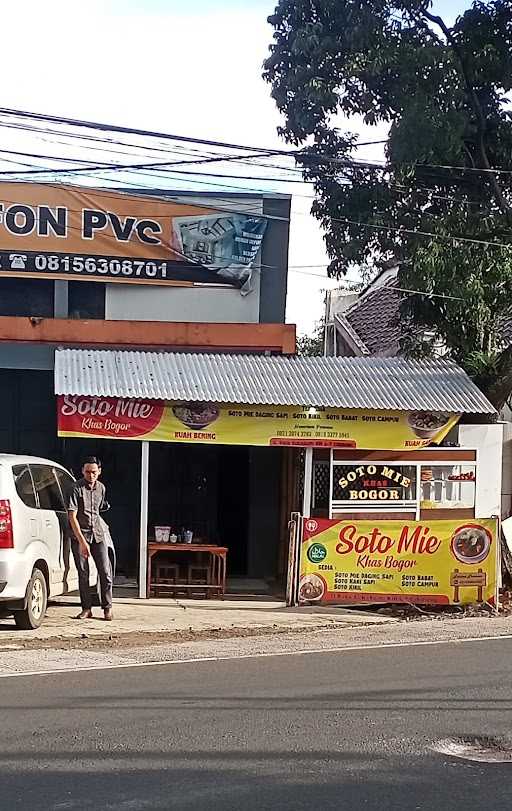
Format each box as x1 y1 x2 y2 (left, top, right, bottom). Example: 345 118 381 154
336 463 413 502
0 182 266 288
300 518 498 606
57 395 459 450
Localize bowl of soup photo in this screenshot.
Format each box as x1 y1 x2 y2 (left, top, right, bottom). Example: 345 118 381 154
298 574 326 603
451 524 492 565
172 403 220 431
407 411 452 440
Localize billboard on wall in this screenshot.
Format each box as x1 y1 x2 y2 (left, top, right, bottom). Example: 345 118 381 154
0 182 266 288
300 518 498 606
57 395 459 450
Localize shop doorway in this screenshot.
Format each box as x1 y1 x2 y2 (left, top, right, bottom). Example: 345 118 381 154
147 443 250 578
217 446 249 576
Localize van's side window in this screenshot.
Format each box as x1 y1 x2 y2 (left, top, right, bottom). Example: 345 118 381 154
12 465 37 509
30 465 65 512
54 468 75 508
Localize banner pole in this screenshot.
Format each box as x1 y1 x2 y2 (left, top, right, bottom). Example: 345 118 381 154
138 441 150 599
302 448 313 518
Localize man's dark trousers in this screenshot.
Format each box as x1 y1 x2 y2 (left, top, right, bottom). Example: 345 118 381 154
71 538 113 610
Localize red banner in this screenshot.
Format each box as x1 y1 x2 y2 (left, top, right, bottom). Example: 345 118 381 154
57 395 165 439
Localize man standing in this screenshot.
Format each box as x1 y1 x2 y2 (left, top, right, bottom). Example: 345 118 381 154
68 457 113 621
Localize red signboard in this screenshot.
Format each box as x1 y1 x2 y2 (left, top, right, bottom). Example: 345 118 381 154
57 395 165 439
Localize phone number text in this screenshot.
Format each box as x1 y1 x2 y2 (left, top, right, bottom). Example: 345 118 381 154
33 254 168 279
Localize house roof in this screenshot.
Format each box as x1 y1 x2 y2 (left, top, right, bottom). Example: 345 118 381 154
338 268 512 356
343 271 401 354
499 312 512 347
55 349 495 414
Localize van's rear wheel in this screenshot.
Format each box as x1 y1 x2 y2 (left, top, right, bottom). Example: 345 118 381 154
13 569 48 630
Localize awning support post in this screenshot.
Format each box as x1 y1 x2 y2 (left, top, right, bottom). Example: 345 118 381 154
302 447 313 518
138 441 150 599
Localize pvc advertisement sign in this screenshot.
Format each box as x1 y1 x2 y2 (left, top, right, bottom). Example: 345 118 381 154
0 182 266 288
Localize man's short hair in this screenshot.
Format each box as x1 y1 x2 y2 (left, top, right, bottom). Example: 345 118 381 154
82 456 102 468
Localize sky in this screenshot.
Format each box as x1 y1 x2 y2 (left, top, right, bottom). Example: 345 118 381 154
0 0 470 334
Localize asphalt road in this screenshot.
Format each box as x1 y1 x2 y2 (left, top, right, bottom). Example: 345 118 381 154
1 638 511 810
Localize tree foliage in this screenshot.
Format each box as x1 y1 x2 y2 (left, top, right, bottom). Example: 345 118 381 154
264 0 512 408
297 320 325 355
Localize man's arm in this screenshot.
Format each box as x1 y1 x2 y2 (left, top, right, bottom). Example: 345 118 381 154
68 487 89 558
99 483 110 513
68 511 89 556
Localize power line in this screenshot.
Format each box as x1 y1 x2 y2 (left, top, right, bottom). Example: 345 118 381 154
0 149 496 212
0 142 490 210
0 147 118 167
389 286 464 301
0 147 310 185
1 148 507 249
3 110 509 194
0 181 290 222
0 144 508 252
0 107 387 155
2 106 512 186
2 166 507 249
322 215 512 250
0 108 288 155
0 129 314 184
0 148 286 178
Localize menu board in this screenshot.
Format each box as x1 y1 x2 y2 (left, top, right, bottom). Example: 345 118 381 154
300 518 497 606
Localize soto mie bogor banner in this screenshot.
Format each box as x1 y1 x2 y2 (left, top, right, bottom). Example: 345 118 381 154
57 395 459 449
300 518 498 606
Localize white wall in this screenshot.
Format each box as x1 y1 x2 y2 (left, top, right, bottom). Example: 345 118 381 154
105 275 261 324
459 423 504 518
501 422 512 519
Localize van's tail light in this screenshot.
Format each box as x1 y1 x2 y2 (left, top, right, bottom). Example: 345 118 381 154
0 500 13 548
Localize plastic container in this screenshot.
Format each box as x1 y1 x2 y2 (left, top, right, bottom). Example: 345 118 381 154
155 526 171 543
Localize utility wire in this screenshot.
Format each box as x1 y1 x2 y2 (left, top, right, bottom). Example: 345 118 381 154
0 181 290 222
0 107 387 155
0 142 493 209
0 146 311 185
0 148 496 210
2 107 512 185
324 215 512 250
1 163 508 247
2 115 507 201
0 148 286 177
0 135 509 249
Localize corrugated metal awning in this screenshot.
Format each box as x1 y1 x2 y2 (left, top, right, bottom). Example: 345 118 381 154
54 349 495 414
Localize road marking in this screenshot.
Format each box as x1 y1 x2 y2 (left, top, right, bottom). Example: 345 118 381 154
1 632 512 679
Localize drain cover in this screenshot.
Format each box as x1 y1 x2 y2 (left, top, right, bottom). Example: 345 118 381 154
433 737 512 763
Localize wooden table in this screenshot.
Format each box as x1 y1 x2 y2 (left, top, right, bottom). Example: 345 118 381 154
147 542 228 599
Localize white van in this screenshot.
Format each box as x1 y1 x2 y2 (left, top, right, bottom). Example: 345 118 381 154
0 454 98 629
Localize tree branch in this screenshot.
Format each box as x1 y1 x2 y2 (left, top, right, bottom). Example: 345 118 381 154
421 7 512 217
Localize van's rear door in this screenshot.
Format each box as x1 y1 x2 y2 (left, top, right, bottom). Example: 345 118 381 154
29 464 66 593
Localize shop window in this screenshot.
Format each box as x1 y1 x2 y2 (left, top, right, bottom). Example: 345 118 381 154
0 278 54 317
420 464 476 510
12 465 37 509
332 462 417 511
313 462 330 511
30 465 66 512
68 281 105 319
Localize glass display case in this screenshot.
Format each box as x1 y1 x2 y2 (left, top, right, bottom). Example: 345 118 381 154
327 457 477 518
420 464 476 510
